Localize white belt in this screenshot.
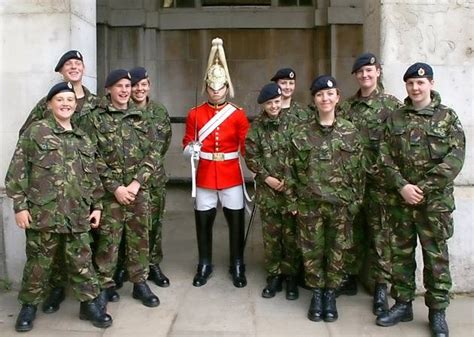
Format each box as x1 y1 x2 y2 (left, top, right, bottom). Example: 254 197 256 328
199 151 239 162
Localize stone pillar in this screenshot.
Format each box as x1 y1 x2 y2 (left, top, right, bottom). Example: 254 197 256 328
0 0 97 285
371 1 474 293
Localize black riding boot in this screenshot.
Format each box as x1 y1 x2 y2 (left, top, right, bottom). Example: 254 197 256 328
307 288 323 322
193 208 216 287
376 301 413 327
323 288 338 322
224 207 247 288
429 309 449 337
373 283 389 316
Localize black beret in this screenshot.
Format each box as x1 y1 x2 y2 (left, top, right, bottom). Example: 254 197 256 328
310 75 337 95
105 69 131 88
130 67 149 86
270 68 296 82
46 82 75 101
257 83 282 104
351 52 378 73
54 50 83 72
403 62 434 82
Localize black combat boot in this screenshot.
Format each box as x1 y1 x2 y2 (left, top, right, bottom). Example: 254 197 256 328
132 282 160 307
15 304 37 332
224 207 247 288
42 287 65 313
148 264 170 287
373 283 389 316
336 274 358 297
79 297 113 328
261 275 283 298
307 288 323 322
323 288 338 322
97 287 120 309
113 268 127 290
376 301 413 327
429 309 449 337
193 208 216 287
286 276 299 300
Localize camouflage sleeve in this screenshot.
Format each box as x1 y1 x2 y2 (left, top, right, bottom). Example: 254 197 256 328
418 113 466 193
378 116 410 191
5 133 32 212
244 122 271 180
284 127 307 214
81 136 105 211
155 103 172 156
19 97 48 136
133 123 165 186
345 133 366 215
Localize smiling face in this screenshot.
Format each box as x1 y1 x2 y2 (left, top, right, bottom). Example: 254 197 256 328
206 85 228 105
48 91 77 124
354 64 380 94
276 79 296 99
131 78 150 106
262 95 282 118
314 88 340 115
59 59 84 83
405 77 434 109
107 78 131 110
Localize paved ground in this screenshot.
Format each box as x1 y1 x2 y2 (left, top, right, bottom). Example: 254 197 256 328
1 205 473 337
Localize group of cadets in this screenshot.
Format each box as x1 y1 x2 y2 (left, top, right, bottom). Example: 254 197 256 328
5 37 465 337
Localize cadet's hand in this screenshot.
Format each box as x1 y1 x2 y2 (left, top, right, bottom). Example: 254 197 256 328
400 184 424 205
15 210 32 229
127 180 141 197
89 210 102 229
114 186 135 205
265 176 285 192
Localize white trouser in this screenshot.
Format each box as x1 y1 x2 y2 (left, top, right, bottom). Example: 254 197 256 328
195 185 244 211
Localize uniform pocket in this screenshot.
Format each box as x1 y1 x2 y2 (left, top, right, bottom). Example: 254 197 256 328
427 129 449 160
428 212 454 240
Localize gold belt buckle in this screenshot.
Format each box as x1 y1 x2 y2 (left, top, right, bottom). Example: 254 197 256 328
212 152 225 161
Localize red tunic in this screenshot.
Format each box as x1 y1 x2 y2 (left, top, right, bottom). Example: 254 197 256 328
183 102 249 190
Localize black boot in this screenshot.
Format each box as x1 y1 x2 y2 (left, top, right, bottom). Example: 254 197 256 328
429 309 449 337
148 264 170 287
113 268 127 290
224 207 247 288
42 287 65 314
15 304 37 332
307 288 323 322
97 287 120 309
132 282 160 307
286 276 299 300
373 283 389 316
261 275 283 298
336 274 358 297
323 288 338 322
376 301 413 327
79 297 113 328
192 208 216 287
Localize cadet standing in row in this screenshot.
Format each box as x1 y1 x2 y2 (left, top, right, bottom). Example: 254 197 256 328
376 63 465 337
338 53 402 314
6 82 112 332
90 69 164 308
287 76 365 323
18 50 99 314
245 83 300 300
271 67 308 121
130 67 172 288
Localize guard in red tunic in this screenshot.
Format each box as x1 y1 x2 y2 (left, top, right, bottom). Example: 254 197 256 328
183 38 250 288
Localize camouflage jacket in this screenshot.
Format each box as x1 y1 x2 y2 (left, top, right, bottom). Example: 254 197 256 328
379 90 465 212
141 99 172 187
245 109 299 210
283 100 312 122
19 86 98 136
286 106 365 215
338 88 401 189
89 97 165 195
5 116 104 233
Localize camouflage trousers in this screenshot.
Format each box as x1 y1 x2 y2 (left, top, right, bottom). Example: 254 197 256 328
260 206 300 277
389 204 452 309
94 189 151 288
343 187 392 287
149 184 166 266
297 202 352 289
19 229 99 305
